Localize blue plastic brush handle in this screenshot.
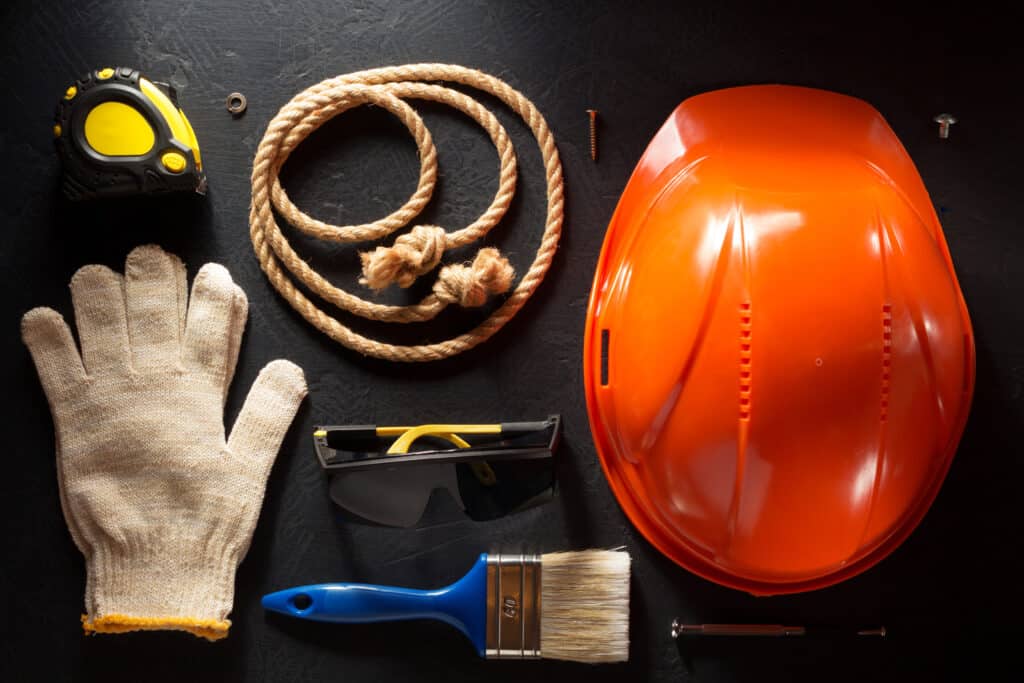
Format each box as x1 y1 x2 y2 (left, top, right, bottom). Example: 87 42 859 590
261 553 489 657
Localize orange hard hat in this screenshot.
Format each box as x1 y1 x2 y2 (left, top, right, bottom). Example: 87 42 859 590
584 85 974 595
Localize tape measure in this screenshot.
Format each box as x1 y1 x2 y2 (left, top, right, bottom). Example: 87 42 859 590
54 67 206 200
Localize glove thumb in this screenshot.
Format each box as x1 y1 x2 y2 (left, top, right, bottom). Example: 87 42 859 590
227 359 307 478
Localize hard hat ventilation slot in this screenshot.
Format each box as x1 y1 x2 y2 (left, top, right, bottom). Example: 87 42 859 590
739 302 753 421
881 304 893 422
961 333 972 395
600 329 610 386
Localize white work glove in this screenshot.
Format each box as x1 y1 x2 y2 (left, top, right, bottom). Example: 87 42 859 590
21 245 307 641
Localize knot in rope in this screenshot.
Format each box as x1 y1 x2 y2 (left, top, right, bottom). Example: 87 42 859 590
360 225 447 290
433 248 515 307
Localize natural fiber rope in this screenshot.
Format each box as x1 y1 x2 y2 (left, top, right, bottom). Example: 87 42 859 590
249 64 564 361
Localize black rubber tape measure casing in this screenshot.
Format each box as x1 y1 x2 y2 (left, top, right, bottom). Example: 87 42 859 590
54 67 206 200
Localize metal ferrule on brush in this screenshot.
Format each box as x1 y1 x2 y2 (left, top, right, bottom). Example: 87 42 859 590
485 553 542 659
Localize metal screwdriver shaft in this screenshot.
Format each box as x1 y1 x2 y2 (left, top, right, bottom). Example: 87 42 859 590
671 619 887 638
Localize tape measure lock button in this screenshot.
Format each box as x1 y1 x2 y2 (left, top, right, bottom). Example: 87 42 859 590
160 152 187 173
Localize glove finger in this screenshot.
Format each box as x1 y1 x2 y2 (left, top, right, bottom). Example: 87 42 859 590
227 360 307 480
125 245 187 371
21 307 86 398
183 263 244 382
70 264 131 375
222 284 248 397
174 251 188 335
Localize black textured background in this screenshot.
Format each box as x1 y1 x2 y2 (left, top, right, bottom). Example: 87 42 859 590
1 2 1022 681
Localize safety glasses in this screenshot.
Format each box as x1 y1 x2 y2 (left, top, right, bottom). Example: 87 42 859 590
313 416 560 528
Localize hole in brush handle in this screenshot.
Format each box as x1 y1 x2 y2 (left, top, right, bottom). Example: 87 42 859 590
291 593 313 612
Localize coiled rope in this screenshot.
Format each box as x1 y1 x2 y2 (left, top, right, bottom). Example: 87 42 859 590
249 64 564 362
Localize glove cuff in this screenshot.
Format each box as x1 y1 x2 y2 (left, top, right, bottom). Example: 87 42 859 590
81 614 230 641
82 535 243 641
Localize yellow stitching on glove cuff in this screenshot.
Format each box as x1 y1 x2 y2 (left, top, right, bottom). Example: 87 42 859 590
82 614 230 641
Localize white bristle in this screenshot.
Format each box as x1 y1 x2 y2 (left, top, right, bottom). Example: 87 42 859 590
540 550 631 663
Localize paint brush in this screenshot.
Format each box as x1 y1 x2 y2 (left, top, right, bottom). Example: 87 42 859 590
262 550 630 663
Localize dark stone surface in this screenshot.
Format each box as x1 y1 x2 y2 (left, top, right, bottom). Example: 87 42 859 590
1 2 1020 681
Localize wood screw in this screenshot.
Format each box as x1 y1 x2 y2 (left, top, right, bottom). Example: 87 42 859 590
586 109 598 161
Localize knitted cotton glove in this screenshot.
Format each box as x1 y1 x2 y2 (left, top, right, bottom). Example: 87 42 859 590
20 245 307 641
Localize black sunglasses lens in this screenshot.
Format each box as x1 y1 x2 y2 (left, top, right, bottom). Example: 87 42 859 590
328 456 555 527
455 456 555 521
328 463 446 527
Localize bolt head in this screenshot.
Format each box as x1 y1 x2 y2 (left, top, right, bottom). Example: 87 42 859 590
933 113 957 125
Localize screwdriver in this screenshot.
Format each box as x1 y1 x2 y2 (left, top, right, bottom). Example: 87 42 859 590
671 620 886 638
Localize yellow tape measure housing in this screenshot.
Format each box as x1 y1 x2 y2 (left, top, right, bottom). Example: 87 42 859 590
54 66 206 199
